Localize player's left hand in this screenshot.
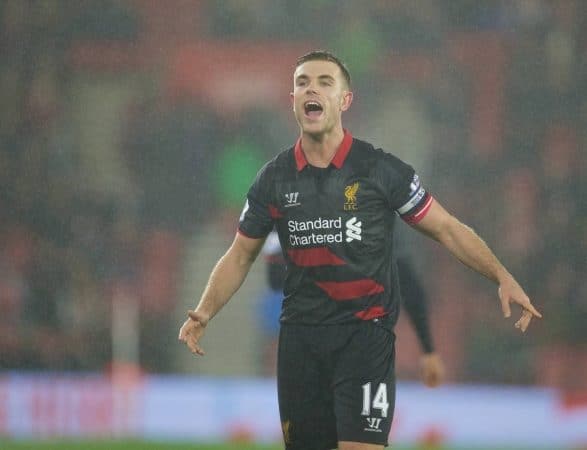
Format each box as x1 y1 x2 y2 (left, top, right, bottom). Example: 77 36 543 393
498 275 542 332
420 352 445 388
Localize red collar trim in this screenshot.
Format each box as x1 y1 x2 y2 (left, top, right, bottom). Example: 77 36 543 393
294 130 353 171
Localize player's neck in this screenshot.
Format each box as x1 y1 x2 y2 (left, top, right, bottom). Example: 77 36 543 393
299 127 345 168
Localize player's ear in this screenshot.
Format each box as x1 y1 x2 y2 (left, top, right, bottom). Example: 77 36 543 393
290 92 295 110
340 90 353 112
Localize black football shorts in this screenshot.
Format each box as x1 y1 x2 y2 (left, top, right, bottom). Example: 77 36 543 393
277 320 396 449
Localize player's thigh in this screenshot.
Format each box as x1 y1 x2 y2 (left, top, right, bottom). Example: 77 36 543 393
277 324 338 450
334 322 396 446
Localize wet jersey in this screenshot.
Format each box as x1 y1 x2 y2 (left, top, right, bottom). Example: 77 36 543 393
238 131 433 329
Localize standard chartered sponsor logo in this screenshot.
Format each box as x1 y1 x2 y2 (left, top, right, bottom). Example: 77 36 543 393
288 217 342 246
287 216 362 246
345 217 362 242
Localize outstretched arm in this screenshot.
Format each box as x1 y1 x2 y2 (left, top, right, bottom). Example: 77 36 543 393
412 199 542 331
178 232 265 355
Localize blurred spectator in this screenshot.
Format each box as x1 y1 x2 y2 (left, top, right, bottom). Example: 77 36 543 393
256 231 283 376
124 97 219 234
68 0 139 41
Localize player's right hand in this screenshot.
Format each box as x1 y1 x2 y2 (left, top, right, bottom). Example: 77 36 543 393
420 352 445 388
178 310 208 356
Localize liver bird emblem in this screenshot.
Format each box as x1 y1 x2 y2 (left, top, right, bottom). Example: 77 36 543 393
344 182 359 204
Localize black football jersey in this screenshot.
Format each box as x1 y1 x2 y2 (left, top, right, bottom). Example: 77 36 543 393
238 131 433 328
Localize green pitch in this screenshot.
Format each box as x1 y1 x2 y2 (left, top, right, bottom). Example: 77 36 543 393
0 443 278 450
0 441 559 450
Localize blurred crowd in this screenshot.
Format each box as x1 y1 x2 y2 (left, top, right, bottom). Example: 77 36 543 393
0 0 585 388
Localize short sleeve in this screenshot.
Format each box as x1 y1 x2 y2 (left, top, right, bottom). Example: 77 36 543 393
379 153 434 225
238 163 275 239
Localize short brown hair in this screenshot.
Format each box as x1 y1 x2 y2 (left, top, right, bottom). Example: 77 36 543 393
295 50 351 88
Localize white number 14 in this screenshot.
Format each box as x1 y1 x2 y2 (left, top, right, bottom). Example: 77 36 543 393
361 382 389 418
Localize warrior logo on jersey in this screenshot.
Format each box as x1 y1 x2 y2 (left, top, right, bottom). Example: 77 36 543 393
344 182 359 211
284 192 301 207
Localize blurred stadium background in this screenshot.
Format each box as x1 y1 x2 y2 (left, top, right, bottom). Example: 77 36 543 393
0 0 586 449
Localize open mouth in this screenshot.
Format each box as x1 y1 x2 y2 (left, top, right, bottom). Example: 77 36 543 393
304 100 323 119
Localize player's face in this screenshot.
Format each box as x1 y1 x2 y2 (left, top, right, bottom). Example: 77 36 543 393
291 60 353 136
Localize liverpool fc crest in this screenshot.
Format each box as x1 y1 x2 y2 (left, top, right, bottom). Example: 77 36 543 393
344 182 359 211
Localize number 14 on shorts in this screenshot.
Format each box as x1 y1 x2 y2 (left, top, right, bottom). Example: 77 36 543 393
361 382 389 418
